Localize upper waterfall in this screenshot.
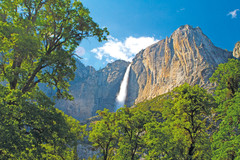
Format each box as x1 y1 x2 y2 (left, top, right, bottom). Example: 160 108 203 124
115 64 131 111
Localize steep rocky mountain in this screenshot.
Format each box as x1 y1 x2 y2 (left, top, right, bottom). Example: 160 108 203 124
128 25 233 104
55 60 129 120
54 25 234 120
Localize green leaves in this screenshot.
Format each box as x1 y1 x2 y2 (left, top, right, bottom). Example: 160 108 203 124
210 58 240 101
146 84 214 159
115 108 152 160
0 0 108 97
210 58 240 159
89 109 118 160
0 85 86 159
89 84 215 159
212 90 240 159
0 0 106 158
88 108 152 160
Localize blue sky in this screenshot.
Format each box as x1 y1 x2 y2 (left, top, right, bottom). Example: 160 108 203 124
76 0 240 69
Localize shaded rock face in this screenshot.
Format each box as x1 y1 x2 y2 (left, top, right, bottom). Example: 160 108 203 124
129 25 233 104
55 60 130 120
54 25 233 120
233 41 240 59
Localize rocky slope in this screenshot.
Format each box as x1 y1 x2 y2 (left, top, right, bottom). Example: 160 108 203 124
129 25 233 104
233 41 240 58
54 25 234 120
55 60 129 120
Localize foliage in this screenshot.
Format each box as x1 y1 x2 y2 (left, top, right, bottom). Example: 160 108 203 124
161 84 214 159
0 0 108 98
0 0 107 158
212 92 240 159
89 109 119 160
89 108 152 160
0 85 87 159
134 93 168 112
114 108 152 160
144 120 173 159
141 84 214 159
210 58 240 102
211 59 240 159
89 84 216 159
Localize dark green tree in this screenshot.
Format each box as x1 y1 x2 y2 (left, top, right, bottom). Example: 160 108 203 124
89 108 152 160
0 0 108 158
211 92 240 159
0 0 108 97
0 87 87 159
114 107 152 160
144 120 173 159
210 59 240 159
210 58 240 101
159 84 214 160
89 109 119 160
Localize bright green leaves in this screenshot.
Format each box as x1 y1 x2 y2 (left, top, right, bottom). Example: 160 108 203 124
89 108 152 160
0 0 104 158
0 85 86 159
144 120 171 159
210 59 240 159
89 84 214 159
115 108 152 160
210 58 240 101
145 84 214 159
212 93 240 159
0 0 108 98
89 109 119 160
210 58 240 159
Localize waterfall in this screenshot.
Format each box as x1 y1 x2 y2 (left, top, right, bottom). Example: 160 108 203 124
115 64 131 111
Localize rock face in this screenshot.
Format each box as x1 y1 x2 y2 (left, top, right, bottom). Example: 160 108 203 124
128 25 233 104
54 25 233 120
55 60 129 120
233 41 240 59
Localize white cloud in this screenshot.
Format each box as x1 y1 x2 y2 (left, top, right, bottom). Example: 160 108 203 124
75 46 85 57
91 36 159 62
227 9 239 18
177 8 185 12
106 58 114 63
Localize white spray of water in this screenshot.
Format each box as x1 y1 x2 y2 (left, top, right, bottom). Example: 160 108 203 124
115 64 131 111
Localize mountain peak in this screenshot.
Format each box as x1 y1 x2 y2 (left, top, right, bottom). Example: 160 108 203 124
131 25 233 103
177 24 202 32
171 25 204 40
179 24 193 30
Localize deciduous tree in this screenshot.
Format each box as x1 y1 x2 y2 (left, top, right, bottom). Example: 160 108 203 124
0 0 107 158
89 109 119 160
210 59 240 159
160 84 214 159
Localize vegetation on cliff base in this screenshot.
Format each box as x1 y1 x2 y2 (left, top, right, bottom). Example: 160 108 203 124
89 58 240 160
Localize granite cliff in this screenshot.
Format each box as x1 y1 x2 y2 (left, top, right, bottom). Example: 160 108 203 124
233 41 240 59
54 25 235 120
129 25 233 104
55 60 129 120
